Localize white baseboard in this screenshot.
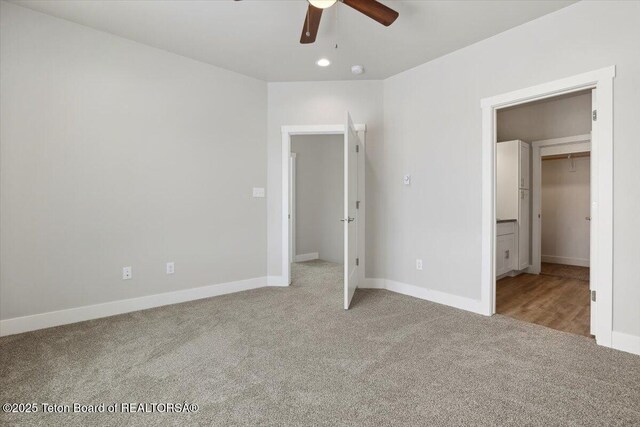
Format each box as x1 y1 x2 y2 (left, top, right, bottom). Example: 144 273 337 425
362 278 385 289
294 252 319 262
360 278 483 315
0 276 270 337
611 331 640 356
541 255 590 267
267 275 289 287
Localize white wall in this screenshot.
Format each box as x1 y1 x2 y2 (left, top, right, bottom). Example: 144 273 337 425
291 135 343 263
267 81 384 278
541 157 590 267
383 1 640 337
0 2 267 321
497 92 592 142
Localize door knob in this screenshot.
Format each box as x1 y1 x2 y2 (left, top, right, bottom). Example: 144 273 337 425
585 217 591 221
340 217 355 223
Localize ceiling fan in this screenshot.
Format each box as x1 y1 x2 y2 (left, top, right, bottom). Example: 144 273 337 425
301 0 399 44
233 0 399 44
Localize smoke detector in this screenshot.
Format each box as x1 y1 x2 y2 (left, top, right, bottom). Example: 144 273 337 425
351 65 364 75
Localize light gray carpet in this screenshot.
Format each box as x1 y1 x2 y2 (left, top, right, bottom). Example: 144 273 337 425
1 260 639 426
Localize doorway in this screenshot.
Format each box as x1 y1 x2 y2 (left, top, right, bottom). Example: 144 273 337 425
494 91 594 337
480 66 615 348
281 116 366 310
289 134 344 299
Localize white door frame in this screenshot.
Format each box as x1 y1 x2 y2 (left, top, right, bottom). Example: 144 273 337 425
281 124 366 286
289 153 296 264
531 133 592 274
480 66 615 348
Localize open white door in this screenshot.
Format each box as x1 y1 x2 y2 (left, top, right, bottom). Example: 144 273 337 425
344 112 359 309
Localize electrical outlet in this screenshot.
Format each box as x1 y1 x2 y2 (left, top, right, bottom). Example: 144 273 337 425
122 266 132 280
416 259 423 271
403 175 411 185
253 187 265 198
166 262 175 275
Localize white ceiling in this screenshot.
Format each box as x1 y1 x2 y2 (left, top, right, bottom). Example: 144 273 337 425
12 0 577 82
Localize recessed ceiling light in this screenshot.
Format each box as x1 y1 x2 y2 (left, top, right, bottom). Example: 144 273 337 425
351 65 364 75
316 58 331 67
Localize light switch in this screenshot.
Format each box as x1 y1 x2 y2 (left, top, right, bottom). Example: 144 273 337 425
403 175 411 185
253 187 265 198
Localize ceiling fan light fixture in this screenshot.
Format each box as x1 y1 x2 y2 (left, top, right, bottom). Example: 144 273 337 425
316 58 331 67
308 0 337 9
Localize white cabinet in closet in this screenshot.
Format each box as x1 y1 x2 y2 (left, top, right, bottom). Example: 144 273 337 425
496 222 517 276
497 140 531 274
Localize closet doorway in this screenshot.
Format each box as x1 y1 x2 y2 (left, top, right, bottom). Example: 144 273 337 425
494 91 594 337
481 66 615 349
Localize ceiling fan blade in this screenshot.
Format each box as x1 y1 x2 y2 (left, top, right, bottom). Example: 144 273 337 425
300 4 323 44
342 0 399 27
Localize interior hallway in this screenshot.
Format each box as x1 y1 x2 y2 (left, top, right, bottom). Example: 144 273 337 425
497 263 591 337
3 261 638 425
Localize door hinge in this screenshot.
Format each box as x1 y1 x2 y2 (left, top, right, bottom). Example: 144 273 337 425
355 258 359 266
356 200 360 209
591 290 596 302
355 144 360 153
592 110 597 121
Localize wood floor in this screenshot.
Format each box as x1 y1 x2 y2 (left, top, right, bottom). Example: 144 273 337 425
496 264 591 337
540 262 590 281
